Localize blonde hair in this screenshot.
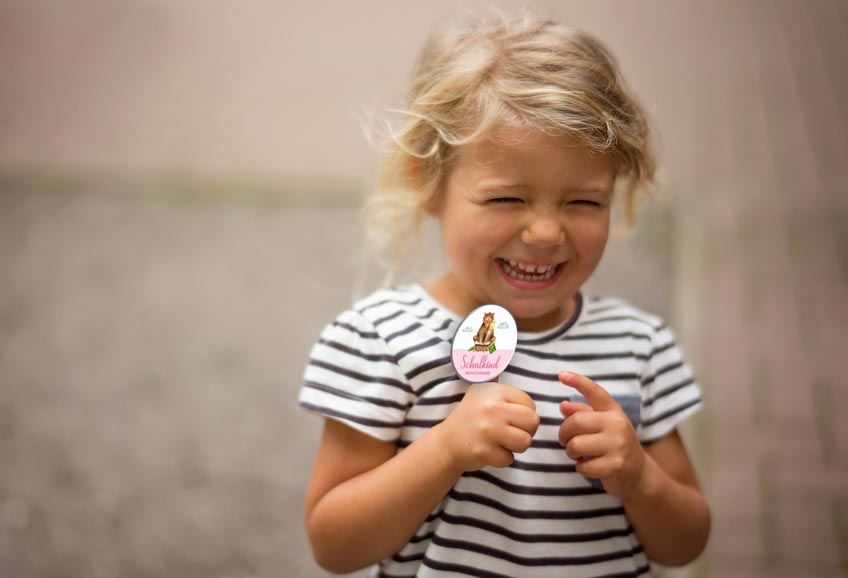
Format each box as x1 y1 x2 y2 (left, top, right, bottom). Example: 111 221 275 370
365 11 657 276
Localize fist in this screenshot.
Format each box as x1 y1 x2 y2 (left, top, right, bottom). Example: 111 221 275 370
441 382 539 472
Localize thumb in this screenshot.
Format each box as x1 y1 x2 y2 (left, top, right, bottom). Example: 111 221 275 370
560 400 593 418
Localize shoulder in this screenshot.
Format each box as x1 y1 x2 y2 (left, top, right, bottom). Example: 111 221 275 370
315 286 422 335
346 284 456 341
351 285 428 318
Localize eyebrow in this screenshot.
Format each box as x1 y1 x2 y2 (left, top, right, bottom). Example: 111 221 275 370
569 186 613 195
475 183 612 195
475 182 528 192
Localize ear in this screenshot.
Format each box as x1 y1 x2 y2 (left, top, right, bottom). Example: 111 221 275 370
409 159 446 217
422 186 445 218
408 158 423 186
409 160 433 215
423 193 443 217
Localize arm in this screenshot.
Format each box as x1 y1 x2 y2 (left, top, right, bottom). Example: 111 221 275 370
305 418 462 573
305 382 539 574
620 429 711 566
558 371 710 566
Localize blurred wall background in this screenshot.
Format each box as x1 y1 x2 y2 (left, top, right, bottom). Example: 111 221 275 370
0 0 707 180
1 1 846 577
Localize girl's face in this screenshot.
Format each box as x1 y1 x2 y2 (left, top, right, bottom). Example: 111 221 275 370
429 128 614 332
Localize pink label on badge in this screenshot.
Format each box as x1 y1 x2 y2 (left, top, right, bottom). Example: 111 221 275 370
451 304 518 383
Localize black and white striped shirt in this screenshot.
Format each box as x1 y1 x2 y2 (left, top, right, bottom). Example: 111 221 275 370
299 284 702 578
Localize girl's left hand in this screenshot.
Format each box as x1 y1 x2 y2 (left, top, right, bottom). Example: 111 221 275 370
557 371 646 499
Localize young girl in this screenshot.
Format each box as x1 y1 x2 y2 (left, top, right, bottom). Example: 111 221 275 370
299 12 710 578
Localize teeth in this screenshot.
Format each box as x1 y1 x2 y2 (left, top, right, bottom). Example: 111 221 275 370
500 259 560 281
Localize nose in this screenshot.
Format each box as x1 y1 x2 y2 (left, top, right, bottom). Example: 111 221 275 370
519 213 566 248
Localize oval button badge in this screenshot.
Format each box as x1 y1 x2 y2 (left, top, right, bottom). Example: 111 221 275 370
451 304 518 383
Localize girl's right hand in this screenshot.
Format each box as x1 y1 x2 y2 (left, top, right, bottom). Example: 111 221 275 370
438 382 540 472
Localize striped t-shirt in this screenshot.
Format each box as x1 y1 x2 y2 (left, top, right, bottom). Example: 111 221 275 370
299 284 702 578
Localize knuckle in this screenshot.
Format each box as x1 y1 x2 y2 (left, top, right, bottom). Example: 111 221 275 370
612 413 629 429
480 401 499 419
478 420 495 439
610 455 626 474
470 444 488 464
571 412 590 429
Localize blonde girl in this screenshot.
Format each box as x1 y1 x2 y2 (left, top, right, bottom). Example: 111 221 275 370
299 11 710 578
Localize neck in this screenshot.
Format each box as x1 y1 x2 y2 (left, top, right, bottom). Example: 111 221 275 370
425 274 476 317
424 274 579 332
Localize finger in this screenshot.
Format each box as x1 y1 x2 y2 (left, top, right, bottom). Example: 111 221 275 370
558 411 605 446
558 371 617 411
560 400 593 418
506 405 541 436
487 445 516 469
564 432 609 462
575 454 618 480
498 425 534 455
500 383 536 411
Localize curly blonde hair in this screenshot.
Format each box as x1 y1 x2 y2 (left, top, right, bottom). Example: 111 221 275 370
365 11 656 274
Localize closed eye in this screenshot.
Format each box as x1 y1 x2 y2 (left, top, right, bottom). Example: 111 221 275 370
487 197 523 205
569 200 602 207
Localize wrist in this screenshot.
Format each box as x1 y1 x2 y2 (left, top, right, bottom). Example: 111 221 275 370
620 454 664 507
423 421 467 478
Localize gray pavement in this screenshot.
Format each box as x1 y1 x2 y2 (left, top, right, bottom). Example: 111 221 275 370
0 180 677 578
0 190 364 578
2 150 846 578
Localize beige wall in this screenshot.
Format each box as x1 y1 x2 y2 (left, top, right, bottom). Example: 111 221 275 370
0 0 730 186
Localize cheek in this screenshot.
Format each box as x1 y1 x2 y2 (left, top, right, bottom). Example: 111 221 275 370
445 213 515 251
570 220 610 258
477 224 514 250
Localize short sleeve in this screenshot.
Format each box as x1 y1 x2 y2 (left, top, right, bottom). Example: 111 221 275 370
638 324 703 445
298 309 413 442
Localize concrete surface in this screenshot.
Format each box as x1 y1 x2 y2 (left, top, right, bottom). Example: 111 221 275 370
0 180 676 578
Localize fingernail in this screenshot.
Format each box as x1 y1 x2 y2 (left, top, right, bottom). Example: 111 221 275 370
561 371 572 380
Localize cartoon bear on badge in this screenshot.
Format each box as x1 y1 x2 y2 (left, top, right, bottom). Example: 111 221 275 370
473 312 496 350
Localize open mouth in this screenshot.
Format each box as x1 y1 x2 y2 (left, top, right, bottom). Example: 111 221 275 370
498 258 562 282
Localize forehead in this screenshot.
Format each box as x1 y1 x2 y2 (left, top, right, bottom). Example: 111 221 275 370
451 127 615 186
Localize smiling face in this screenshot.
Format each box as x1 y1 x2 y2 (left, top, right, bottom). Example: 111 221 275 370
427 128 615 332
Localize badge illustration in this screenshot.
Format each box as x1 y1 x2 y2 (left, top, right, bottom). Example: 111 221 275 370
451 304 518 383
